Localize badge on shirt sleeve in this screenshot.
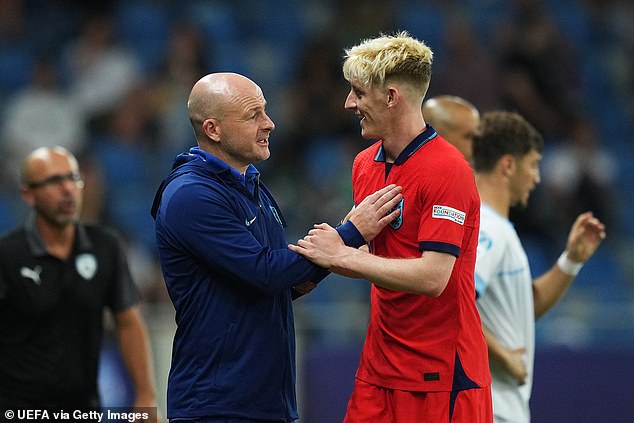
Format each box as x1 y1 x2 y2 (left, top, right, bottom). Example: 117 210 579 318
76 253 98 280
432 205 466 225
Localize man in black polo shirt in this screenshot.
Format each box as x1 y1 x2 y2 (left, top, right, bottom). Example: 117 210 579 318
0 146 157 409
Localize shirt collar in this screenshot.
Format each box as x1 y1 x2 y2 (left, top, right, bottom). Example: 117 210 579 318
25 213 92 257
374 125 438 164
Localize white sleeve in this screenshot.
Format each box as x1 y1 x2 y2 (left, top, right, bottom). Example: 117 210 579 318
474 221 506 297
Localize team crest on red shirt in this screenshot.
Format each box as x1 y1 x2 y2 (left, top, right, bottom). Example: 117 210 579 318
389 198 404 229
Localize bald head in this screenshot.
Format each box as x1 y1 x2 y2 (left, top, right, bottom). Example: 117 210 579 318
185 72 275 171
22 146 79 185
21 146 84 229
423 95 480 162
187 73 262 134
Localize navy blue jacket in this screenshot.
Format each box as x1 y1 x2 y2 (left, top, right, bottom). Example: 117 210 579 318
152 148 334 421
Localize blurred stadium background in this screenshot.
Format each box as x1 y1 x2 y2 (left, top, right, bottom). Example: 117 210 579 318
1 0 632 421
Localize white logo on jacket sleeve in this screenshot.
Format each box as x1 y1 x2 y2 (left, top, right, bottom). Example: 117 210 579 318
432 205 466 225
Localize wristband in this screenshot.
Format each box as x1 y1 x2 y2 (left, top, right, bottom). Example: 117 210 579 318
556 251 583 276
335 220 366 249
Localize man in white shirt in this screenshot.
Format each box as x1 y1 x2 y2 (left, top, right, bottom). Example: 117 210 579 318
472 111 606 423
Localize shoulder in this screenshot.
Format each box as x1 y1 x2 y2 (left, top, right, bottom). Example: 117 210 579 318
352 141 381 179
414 139 477 201
0 226 26 241
162 170 232 210
0 227 27 251
81 224 125 247
353 140 381 164
478 208 513 248
156 171 240 233
480 206 512 229
424 137 472 173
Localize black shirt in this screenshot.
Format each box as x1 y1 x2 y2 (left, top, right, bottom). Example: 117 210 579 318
0 215 139 408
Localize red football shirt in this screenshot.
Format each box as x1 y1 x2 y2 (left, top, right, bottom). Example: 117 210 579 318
352 127 491 392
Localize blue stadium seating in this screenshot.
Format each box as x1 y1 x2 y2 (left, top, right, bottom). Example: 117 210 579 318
116 1 170 73
0 43 33 95
395 4 446 52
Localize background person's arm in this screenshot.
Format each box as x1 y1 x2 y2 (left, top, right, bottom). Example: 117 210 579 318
533 211 605 319
482 325 528 385
114 307 157 408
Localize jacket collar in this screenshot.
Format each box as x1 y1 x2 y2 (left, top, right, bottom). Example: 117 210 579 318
187 147 260 185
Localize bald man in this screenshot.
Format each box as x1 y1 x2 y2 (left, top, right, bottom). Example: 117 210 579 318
151 73 401 422
423 95 480 163
0 147 157 410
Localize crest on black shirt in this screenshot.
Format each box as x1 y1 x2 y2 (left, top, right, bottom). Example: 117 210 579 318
76 253 97 280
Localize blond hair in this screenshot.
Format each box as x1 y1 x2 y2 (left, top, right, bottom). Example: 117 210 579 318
343 31 433 93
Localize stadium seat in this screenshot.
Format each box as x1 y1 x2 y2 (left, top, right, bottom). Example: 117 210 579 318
544 0 592 45
572 248 629 303
181 2 249 75
521 235 551 278
116 1 170 73
395 4 446 52
0 44 33 95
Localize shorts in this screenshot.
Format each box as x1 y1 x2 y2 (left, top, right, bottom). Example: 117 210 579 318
343 378 493 423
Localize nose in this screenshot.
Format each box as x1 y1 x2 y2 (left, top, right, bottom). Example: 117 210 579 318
59 173 84 191
344 90 356 110
535 167 541 185
263 112 275 132
59 177 79 192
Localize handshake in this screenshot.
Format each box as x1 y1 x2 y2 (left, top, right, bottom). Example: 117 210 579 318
289 184 402 274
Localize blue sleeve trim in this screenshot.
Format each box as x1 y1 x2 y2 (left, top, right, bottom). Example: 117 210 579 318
419 241 460 257
336 221 366 249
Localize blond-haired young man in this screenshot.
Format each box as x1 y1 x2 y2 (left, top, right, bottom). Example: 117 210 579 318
290 32 492 423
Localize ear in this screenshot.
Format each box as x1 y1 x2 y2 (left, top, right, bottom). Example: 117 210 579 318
203 118 221 143
21 187 35 207
499 154 516 178
386 86 400 108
